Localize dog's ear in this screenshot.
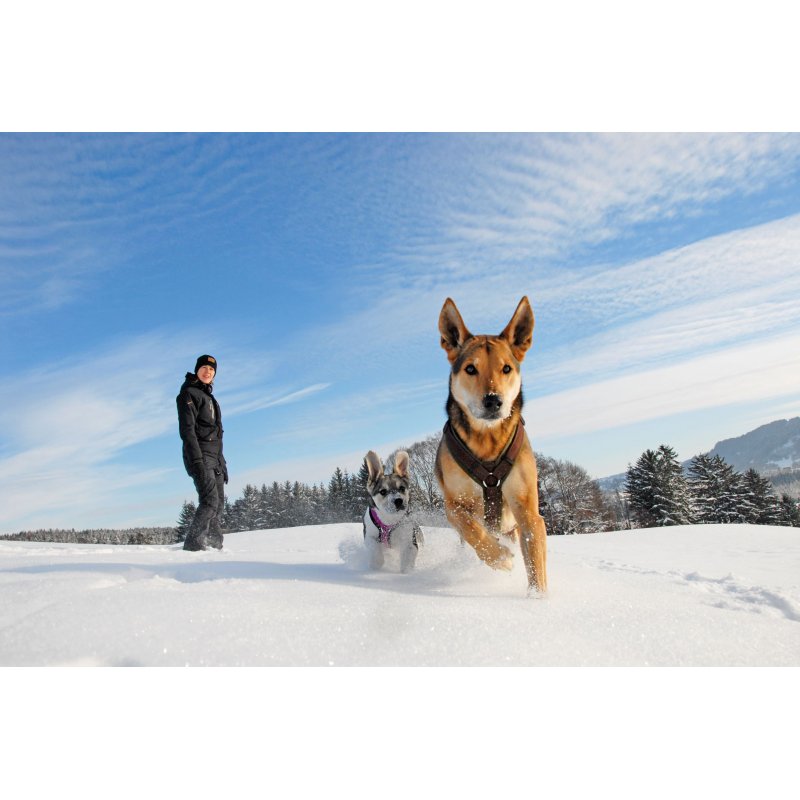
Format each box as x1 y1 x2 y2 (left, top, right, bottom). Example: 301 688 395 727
393 450 409 478
500 296 535 362
439 298 472 364
365 451 384 485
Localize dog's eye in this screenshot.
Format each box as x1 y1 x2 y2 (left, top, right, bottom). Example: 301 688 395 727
465 364 477 375
380 489 388 496
503 364 512 374
399 486 406 493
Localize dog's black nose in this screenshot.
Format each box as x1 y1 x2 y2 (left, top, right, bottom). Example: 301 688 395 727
394 498 405 510
483 393 502 411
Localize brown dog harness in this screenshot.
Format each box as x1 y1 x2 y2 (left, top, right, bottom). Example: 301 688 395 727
442 418 526 531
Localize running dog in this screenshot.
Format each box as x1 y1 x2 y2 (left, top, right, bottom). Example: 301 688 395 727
434 296 547 594
363 450 423 572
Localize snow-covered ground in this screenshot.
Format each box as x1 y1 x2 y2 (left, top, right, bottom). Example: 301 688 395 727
4 523 797 799
1 523 797 666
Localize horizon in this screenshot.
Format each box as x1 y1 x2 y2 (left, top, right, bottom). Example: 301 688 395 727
3 133 800 533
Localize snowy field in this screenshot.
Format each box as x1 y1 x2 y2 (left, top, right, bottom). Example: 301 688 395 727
1 522 797 667
4 523 798 799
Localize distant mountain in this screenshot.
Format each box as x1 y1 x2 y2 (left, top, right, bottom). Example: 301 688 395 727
596 417 800 490
708 417 800 474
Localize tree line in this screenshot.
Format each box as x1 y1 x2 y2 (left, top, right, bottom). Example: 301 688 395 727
0 527 179 545
624 445 800 528
4 437 797 546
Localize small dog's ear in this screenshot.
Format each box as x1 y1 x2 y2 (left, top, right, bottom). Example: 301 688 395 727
394 450 409 478
439 298 472 364
500 296 534 362
365 451 384 485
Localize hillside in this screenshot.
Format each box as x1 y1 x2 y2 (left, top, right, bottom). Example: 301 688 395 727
1 523 797 667
598 416 800 491
709 417 800 473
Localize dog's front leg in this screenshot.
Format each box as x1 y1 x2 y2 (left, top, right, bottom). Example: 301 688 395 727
507 495 547 594
445 498 514 571
366 537 385 570
400 544 417 573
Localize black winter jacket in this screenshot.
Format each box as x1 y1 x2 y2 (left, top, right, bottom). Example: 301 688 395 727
177 373 228 481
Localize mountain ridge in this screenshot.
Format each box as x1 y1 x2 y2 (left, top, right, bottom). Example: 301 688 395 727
597 416 800 490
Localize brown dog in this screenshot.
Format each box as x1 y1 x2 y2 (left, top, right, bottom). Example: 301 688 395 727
435 296 547 594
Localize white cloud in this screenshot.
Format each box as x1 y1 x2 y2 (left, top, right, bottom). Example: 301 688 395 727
226 383 331 416
529 331 800 442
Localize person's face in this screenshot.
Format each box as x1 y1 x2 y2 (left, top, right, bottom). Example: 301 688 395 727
197 365 216 384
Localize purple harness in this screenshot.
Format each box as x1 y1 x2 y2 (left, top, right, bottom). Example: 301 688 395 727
369 507 398 546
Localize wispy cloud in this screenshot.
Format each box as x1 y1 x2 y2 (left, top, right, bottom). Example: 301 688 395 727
529 331 800 442
352 133 800 291
226 383 331 416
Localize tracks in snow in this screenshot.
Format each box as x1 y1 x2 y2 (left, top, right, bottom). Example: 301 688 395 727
596 559 800 622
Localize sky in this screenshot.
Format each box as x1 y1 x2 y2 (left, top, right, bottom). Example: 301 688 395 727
2 132 800 533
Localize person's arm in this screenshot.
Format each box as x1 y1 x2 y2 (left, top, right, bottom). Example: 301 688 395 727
177 390 204 473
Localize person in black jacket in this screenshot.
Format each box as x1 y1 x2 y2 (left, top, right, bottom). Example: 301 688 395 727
177 354 229 551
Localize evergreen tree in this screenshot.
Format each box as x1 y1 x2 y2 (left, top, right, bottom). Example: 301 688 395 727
778 494 800 527
328 467 347 518
716 459 745 524
235 484 262 531
688 453 721 524
176 501 196 542
741 469 782 525
626 445 692 528
625 449 660 528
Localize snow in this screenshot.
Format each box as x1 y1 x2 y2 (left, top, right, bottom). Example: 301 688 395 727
4 523 797 798
2 522 797 667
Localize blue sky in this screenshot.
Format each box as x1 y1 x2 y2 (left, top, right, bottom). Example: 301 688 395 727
2 132 800 533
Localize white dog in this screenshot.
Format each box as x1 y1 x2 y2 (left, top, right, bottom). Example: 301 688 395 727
362 450 423 572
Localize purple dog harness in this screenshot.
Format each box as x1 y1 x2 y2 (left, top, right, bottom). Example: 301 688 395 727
369 507 398 546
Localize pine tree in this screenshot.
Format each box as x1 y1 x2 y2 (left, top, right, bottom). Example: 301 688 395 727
626 445 692 528
741 469 782 525
688 453 751 524
328 467 347 519
235 484 262 531
176 501 196 542
716 458 745 524
626 449 660 528
688 453 721 524
778 494 800 527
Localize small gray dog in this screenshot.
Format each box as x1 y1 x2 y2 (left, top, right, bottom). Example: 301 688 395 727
362 450 423 572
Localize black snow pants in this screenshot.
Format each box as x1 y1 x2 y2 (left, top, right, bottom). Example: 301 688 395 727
184 459 225 551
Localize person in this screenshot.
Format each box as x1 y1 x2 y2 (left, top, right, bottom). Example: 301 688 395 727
177 354 228 551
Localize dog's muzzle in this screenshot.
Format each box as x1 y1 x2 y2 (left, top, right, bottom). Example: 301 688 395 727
481 393 503 418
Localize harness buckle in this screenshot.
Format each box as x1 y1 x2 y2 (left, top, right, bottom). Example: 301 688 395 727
482 474 500 488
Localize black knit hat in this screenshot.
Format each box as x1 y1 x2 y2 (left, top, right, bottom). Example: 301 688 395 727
194 354 218 375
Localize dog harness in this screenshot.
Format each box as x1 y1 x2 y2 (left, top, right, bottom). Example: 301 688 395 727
443 418 526 532
369 507 397 546
366 506 423 549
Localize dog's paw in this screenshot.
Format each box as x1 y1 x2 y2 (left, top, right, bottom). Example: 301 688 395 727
482 542 514 571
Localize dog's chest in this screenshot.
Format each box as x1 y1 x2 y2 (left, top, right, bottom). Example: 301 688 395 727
363 509 415 547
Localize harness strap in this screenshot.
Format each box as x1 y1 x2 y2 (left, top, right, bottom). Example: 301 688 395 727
369 506 398 546
443 418 526 531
